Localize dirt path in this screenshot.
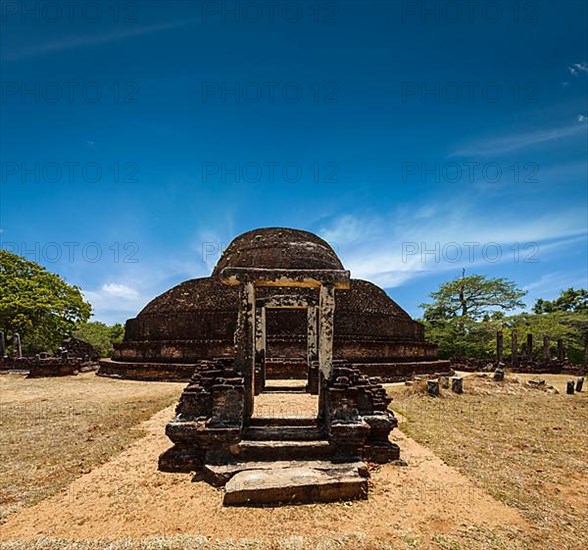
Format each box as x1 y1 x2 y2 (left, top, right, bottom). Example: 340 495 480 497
0 402 530 545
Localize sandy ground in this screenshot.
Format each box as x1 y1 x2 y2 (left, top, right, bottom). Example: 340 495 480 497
0 395 528 544
253 391 318 418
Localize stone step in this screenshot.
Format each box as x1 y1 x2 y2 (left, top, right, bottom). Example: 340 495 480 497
233 439 334 462
243 425 324 441
262 385 307 393
223 465 368 506
248 417 317 427
204 459 368 487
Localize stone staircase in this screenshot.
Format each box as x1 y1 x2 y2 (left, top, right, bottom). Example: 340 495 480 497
205 417 369 506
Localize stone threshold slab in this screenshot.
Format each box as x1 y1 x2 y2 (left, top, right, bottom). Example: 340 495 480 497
204 459 368 486
223 465 369 506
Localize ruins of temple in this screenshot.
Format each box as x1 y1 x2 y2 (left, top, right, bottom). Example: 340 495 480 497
0 332 100 377
97 227 451 505
98 227 450 382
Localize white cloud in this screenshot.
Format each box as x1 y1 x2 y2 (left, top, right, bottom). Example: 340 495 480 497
79 237 219 325
83 283 147 324
568 62 588 76
101 283 139 300
317 204 587 290
523 271 588 309
319 214 379 247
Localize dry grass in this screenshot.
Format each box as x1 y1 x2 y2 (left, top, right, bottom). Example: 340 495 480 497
0 372 183 521
0 533 385 550
3 372 584 549
0 530 532 550
388 373 588 549
0 384 530 550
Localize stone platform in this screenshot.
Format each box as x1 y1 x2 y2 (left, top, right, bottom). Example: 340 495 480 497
221 460 369 506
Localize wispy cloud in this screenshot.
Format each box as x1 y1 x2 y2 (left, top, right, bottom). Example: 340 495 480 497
83 283 144 321
82 253 214 324
523 271 588 309
568 62 588 76
81 225 231 324
316 203 587 290
2 19 198 62
451 119 588 157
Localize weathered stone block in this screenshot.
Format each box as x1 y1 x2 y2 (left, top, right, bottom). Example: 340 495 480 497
223 466 368 506
427 380 439 396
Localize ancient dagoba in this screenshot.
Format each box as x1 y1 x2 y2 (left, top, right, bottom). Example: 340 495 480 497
98 227 449 382
98 228 450 505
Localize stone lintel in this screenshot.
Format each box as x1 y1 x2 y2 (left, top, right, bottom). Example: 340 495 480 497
256 294 319 308
219 267 350 289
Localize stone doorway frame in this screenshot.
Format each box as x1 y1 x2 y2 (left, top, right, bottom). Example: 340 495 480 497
219 267 351 423
254 293 318 396
160 266 399 475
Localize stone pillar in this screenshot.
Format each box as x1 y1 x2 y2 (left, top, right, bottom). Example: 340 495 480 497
235 282 255 419
543 336 551 362
557 339 566 361
576 377 584 393
494 367 505 381
307 306 318 365
306 306 319 394
496 331 503 362
0 331 6 357
254 306 265 360
254 306 266 394
511 330 518 367
427 380 440 396
11 333 22 358
318 284 335 381
566 380 575 395
526 333 533 360
451 376 463 394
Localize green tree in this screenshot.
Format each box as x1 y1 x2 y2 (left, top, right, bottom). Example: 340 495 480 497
421 273 527 322
422 316 499 359
109 322 125 342
533 287 588 314
0 251 91 354
73 321 125 357
420 272 526 359
530 288 588 363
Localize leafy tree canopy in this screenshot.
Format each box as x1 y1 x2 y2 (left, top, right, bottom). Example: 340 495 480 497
73 321 124 357
421 273 527 322
0 250 91 354
420 275 587 363
533 287 588 314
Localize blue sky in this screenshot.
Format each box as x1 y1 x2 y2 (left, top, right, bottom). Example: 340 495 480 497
1 0 587 324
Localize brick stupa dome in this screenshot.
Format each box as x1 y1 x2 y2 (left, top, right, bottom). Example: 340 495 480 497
99 227 447 381
212 227 344 274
